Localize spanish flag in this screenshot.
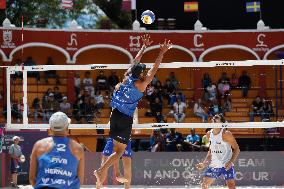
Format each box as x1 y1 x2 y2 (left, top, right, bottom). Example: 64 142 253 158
184 2 198 12
0 0 6 9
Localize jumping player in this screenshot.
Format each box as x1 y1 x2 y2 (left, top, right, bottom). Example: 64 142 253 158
196 114 240 189
94 35 172 186
29 112 84 189
101 138 132 189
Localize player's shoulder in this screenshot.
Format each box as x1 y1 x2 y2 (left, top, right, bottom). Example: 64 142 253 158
34 137 52 147
223 130 234 139
69 138 84 152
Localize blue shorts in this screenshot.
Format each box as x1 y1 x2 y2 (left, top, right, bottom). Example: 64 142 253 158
102 138 132 158
204 166 235 180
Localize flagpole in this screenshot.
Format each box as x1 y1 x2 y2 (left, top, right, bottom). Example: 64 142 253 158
259 7 262 20
197 10 200 21
21 15 24 62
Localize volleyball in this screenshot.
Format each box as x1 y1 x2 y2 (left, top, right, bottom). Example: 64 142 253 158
141 10 155 24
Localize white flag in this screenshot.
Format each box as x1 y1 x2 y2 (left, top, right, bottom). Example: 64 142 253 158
131 0 136 10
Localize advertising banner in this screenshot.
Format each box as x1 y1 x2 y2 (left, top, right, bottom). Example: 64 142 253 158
85 152 284 186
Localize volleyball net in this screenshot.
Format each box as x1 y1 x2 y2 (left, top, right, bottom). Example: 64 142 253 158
2 59 284 130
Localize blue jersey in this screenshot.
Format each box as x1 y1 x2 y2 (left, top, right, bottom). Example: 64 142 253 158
35 137 80 189
110 76 143 117
103 138 132 157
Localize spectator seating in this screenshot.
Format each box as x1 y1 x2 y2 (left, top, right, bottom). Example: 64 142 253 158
2 67 284 141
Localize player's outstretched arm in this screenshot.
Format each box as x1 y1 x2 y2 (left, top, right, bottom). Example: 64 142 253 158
123 34 153 81
224 131 240 170
133 34 153 65
141 39 172 90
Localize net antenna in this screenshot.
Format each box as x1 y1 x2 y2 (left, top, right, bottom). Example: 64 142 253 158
2 59 284 130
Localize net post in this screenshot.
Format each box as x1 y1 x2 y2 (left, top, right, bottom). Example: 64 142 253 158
22 69 28 125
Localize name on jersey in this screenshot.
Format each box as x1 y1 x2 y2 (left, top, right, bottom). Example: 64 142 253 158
51 157 68 165
211 150 223 154
41 178 73 186
45 168 72 177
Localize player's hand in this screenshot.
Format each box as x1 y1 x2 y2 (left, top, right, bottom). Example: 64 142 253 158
224 161 233 170
160 39 172 54
196 162 206 171
115 83 121 91
141 34 153 46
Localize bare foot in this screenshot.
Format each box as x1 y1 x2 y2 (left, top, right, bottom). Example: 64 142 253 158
94 170 102 188
96 181 101 189
116 175 128 183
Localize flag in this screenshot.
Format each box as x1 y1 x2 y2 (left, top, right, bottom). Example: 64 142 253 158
246 2 261 12
61 0 73 9
0 0 6 9
122 0 131 11
184 2 198 12
131 0 136 10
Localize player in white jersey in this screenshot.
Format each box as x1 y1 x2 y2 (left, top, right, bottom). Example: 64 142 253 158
196 114 240 189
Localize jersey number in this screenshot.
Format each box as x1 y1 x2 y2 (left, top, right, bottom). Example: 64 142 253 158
56 144 66 152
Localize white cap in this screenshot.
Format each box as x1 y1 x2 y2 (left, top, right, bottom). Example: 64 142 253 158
13 136 20 141
49 112 71 132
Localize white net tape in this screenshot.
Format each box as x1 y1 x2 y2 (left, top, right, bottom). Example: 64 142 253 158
2 59 284 130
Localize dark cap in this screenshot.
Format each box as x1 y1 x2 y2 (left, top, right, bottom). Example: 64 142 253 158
131 63 146 79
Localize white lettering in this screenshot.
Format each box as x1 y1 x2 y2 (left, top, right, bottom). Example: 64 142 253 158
51 157 68 164
68 33 78 46
153 170 180 179
56 144 66 152
255 159 265 167
45 168 72 177
194 34 204 48
238 158 265 167
154 170 163 179
256 34 267 47
235 171 243 181
67 180 73 186
172 159 194 167
51 179 66 185
238 159 246 167
143 170 151 179
144 159 151 167
253 172 269 181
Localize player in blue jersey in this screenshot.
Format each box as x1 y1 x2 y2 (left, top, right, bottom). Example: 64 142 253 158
102 138 132 188
94 35 172 187
29 112 85 189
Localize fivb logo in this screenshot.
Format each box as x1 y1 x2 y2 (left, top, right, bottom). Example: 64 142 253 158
51 156 68 164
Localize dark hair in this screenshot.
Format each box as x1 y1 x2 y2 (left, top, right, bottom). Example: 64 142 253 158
213 114 226 123
131 63 146 79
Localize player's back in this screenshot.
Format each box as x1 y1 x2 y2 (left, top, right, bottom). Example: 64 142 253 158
35 136 80 189
111 76 143 117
